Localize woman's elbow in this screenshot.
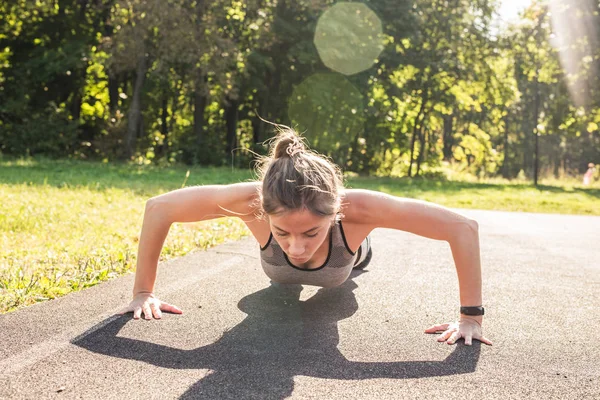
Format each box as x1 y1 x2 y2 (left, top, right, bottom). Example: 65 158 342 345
460 218 479 239
447 218 479 245
467 218 479 234
144 197 171 223
145 197 162 212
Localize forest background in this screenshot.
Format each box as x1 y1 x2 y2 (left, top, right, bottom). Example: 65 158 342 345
1 0 599 182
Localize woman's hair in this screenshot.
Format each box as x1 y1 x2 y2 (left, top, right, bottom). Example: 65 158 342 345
253 123 345 221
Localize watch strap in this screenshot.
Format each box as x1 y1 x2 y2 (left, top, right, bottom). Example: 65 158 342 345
460 306 485 316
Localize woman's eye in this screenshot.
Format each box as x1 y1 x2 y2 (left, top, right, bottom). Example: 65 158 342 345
276 232 318 238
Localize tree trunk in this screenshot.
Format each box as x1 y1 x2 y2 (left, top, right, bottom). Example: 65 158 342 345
168 75 183 134
408 88 428 177
69 66 85 123
108 74 119 113
428 127 436 155
533 78 540 185
415 127 427 176
522 99 531 176
125 54 147 159
502 114 510 178
442 113 454 161
408 125 418 177
103 1 119 114
156 91 168 158
224 96 239 164
193 72 208 155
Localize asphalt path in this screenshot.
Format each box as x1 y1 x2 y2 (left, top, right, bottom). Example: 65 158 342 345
1 209 599 399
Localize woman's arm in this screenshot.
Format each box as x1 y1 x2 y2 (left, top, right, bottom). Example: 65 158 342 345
133 182 259 295
123 182 260 319
132 199 172 296
349 189 491 344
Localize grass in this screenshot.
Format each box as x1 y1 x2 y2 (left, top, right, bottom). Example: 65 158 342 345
1 158 598 313
0 159 255 313
346 175 600 215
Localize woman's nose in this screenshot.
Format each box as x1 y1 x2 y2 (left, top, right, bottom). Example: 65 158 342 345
288 240 305 255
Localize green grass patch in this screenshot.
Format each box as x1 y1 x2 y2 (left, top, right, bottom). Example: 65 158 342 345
0 159 255 313
346 175 600 215
1 158 598 313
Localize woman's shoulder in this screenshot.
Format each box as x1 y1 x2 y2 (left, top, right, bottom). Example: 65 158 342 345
337 189 376 252
230 181 271 247
194 180 264 222
228 180 263 215
339 188 375 224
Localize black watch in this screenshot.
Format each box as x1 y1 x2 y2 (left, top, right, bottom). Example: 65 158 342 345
460 306 485 316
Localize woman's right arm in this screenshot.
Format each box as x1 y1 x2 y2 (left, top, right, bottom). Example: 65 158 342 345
120 182 260 319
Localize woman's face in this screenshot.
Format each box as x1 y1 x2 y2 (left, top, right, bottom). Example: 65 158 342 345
268 208 334 263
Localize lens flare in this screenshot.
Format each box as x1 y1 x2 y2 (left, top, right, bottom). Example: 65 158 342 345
314 2 384 76
549 0 599 107
288 73 365 153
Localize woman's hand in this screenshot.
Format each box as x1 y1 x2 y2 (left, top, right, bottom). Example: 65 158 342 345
118 292 183 320
424 318 492 346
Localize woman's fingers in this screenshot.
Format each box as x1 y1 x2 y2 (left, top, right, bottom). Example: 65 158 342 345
150 302 162 319
464 335 473 346
142 303 152 320
476 335 493 346
437 328 456 342
426 320 492 345
438 324 457 342
120 297 183 320
160 302 183 314
132 306 142 320
447 330 462 345
424 323 450 333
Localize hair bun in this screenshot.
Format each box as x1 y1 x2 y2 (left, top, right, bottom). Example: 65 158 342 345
272 129 307 159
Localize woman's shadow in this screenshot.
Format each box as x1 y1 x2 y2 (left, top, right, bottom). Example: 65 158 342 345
72 271 481 399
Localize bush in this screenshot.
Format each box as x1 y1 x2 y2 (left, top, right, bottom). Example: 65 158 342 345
0 104 79 157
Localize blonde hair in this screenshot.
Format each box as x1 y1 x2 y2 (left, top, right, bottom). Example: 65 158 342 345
253 123 345 221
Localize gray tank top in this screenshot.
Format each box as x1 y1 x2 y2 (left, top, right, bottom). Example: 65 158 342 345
259 218 370 288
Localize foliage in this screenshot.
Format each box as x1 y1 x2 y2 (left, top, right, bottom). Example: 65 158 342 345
0 0 599 178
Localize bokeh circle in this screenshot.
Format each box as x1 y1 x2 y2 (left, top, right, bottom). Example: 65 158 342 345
288 73 365 155
314 2 384 76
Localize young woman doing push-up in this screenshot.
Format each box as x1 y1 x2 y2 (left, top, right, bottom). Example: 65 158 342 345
120 125 492 346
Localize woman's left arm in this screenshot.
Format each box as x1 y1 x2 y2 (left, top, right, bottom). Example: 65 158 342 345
351 189 493 346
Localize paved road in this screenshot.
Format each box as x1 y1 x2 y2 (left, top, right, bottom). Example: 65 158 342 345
1 209 599 399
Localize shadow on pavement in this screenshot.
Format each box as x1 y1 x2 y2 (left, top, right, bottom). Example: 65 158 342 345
72 271 480 399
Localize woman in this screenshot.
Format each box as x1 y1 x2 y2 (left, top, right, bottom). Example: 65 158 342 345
120 125 492 346
583 163 595 185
